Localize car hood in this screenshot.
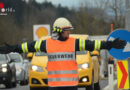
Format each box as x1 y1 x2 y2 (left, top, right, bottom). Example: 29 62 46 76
31 56 48 67
15 63 23 69
31 53 91 67
76 53 90 65
0 61 7 64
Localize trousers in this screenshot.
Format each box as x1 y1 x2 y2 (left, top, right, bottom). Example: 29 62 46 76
48 86 78 90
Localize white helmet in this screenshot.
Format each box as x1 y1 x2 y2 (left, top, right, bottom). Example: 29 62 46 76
53 17 74 33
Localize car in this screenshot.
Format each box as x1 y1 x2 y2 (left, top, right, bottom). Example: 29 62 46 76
27 35 100 90
9 52 29 85
0 54 17 88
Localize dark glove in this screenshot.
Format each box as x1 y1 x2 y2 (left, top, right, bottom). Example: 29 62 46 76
0 43 14 54
107 38 126 50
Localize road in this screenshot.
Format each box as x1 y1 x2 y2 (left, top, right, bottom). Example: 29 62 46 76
0 79 108 90
0 85 85 90
0 84 29 90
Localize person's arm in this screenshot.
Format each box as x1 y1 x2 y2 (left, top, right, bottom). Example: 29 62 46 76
75 38 126 51
0 40 47 54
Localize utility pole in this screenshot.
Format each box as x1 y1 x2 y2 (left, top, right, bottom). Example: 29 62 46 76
108 24 114 90
126 0 130 31
125 0 130 90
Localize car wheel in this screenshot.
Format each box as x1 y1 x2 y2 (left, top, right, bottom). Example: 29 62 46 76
30 87 48 90
94 82 100 90
20 79 28 85
24 79 29 85
6 83 12 88
6 73 14 88
20 80 25 85
12 81 17 87
85 85 93 90
6 79 13 88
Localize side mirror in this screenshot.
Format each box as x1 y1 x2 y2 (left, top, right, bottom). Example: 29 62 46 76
91 51 99 56
27 53 33 60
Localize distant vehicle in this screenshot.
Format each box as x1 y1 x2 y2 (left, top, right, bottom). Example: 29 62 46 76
0 54 17 88
9 52 29 85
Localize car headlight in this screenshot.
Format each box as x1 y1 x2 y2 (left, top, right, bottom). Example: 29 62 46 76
82 63 89 69
31 65 43 72
2 64 7 67
2 68 7 72
82 77 88 82
78 63 89 69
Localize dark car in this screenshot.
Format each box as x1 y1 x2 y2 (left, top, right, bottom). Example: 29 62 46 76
0 54 17 88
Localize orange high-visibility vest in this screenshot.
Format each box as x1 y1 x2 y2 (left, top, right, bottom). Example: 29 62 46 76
46 37 78 87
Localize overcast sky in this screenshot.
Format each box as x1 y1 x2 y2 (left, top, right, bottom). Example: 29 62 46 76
35 0 86 8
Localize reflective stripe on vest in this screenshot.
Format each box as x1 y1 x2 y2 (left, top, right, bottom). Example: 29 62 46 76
34 40 42 52
21 42 28 53
48 70 78 75
48 52 75 61
94 40 101 50
48 78 78 82
46 38 78 87
79 39 85 51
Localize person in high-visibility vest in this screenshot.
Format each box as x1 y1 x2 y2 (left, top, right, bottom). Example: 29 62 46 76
0 17 126 90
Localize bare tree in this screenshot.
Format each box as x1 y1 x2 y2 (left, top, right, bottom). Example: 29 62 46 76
106 0 125 28
83 0 125 28
69 0 110 35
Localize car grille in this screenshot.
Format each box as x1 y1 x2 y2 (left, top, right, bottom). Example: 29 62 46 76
32 78 41 84
31 78 48 85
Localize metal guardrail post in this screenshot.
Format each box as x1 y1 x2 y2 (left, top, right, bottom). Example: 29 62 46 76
108 60 114 90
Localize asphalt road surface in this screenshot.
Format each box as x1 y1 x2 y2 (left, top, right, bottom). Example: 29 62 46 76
0 79 108 90
0 85 86 90
0 84 29 90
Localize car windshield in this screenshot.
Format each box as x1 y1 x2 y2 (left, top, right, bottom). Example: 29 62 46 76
9 54 21 62
35 52 47 56
0 54 7 61
76 51 87 55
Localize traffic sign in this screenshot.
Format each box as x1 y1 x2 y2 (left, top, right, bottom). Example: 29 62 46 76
107 29 130 60
117 61 129 89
